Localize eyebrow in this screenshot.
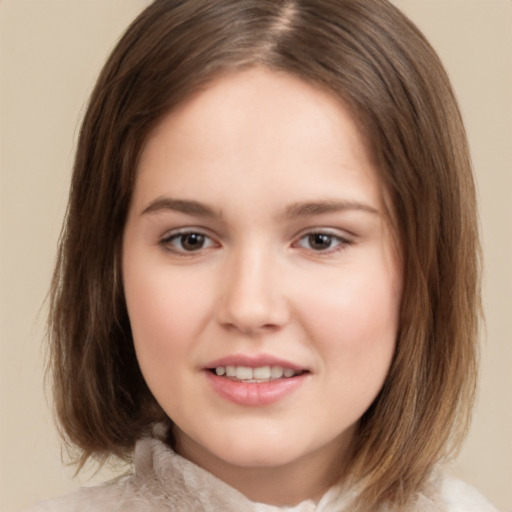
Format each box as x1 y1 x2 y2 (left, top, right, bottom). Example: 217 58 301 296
284 199 379 218
141 197 219 217
140 197 379 219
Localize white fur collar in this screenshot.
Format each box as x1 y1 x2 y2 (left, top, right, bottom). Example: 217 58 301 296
22 424 497 512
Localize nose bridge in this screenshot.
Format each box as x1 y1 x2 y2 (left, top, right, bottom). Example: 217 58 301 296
217 241 289 332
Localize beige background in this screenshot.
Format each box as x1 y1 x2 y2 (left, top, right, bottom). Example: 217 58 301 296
0 1 511 510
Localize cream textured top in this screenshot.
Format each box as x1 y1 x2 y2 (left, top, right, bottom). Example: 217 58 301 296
22 425 497 512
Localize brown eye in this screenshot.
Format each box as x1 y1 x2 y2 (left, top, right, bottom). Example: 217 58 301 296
161 231 217 253
308 233 334 251
180 233 206 251
294 231 351 253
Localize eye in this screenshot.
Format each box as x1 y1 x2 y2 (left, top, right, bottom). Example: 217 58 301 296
294 231 351 253
161 230 218 253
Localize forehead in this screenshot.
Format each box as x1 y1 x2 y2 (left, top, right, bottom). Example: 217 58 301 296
137 67 382 202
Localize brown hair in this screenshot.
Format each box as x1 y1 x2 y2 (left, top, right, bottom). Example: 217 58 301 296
49 0 480 510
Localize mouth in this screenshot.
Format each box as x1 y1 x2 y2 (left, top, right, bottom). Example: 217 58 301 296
203 355 309 405
208 365 307 382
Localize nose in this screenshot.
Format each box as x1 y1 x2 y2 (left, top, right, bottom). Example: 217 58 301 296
216 246 290 334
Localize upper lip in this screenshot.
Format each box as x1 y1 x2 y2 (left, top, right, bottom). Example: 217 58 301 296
204 353 308 372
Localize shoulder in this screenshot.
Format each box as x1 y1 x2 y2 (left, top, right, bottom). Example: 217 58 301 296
440 476 498 512
16 476 156 512
18 483 125 512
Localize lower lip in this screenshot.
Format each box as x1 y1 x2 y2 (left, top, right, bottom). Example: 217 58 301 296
205 371 307 407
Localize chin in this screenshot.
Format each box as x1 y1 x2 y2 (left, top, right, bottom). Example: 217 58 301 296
208 435 313 469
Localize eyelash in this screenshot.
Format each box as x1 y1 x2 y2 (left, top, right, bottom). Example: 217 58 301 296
293 231 353 254
159 229 353 256
160 229 218 255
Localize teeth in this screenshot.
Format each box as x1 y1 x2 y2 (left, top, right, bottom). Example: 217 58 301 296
271 366 284 378
253 366 271 379
236 366 253 380
213 365 301 381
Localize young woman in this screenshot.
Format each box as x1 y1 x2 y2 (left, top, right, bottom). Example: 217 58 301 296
24 1 496 510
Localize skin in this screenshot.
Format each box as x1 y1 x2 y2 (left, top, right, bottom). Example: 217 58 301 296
122 67 402 506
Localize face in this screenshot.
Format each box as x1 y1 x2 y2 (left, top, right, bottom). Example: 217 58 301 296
123 68 401 499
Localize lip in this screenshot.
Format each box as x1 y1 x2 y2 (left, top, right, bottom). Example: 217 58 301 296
205 353 306 372
203 353 309 407
205 371 307 407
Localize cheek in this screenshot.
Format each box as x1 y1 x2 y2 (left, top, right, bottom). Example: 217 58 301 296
295 257 400 373
307 269 400 424
123 257 214 366
122 260 216 417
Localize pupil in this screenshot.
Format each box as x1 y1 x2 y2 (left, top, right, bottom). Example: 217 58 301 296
182 233 204 250
309 233 331 250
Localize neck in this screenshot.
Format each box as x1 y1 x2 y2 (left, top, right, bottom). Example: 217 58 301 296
173 428 352 506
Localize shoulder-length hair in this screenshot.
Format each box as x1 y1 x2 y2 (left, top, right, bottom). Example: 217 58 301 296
49 1 480 510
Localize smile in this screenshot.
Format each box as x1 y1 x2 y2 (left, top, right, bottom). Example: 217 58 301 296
203 354 309 406
212 365 304 381
204 356 309 406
